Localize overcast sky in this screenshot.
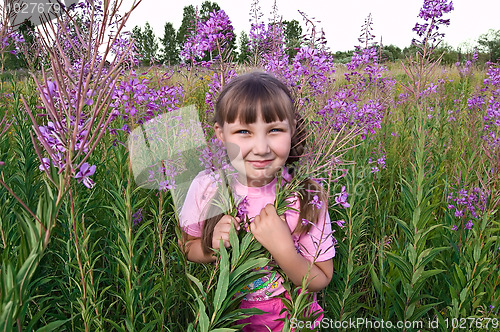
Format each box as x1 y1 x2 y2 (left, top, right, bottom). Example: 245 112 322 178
120 0 500 52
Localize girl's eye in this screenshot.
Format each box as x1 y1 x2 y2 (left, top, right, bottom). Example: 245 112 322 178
237 130 249 134
270 128 284 133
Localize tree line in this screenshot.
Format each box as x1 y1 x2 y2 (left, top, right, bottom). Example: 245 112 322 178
2 1 500 72
131 1 303 66
132 0 500 67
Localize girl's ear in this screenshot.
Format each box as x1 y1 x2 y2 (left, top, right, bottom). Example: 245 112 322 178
214 122 224 142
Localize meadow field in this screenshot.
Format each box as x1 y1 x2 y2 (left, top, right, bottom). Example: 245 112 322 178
0 0 499 331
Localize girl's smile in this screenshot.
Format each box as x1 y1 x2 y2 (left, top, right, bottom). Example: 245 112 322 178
214 114 294 187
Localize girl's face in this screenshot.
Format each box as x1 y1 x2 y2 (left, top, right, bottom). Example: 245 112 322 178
214 114 294 187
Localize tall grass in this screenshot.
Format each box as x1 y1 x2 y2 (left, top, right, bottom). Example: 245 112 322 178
2 60 498 331
0 2 499 331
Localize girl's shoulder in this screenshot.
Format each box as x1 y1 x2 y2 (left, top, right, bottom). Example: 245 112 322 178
191 170 221 189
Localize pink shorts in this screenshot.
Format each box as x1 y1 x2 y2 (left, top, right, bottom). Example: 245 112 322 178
237 292 323 332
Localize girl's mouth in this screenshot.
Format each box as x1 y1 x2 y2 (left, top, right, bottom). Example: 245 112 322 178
248 160 273 168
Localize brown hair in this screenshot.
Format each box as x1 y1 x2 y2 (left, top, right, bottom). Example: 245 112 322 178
200 72 327 254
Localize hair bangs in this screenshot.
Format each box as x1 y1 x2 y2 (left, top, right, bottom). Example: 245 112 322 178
215 72 295 126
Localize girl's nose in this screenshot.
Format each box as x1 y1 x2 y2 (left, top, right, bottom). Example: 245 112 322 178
252 136 271 155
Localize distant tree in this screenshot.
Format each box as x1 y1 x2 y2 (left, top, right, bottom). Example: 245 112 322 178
159 22 179 65
381 44 402 62
402 44 418 58
333 50 354 64
435 42 459 65
132 22 159 66
141 22 159 65
477 29 500 62
402 42 458 65
283 19 302 58
177 5 196 51
237 31 251 63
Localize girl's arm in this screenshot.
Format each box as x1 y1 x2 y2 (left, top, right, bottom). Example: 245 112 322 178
179 234 217 263
179 215 240 264
271 249 333 292
250 204 333 292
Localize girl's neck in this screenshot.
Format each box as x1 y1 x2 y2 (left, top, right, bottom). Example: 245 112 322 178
236 174 275 187
231 174 277 197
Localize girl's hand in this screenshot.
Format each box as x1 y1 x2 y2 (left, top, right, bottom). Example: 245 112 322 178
212 215 240 250
250 204 295 256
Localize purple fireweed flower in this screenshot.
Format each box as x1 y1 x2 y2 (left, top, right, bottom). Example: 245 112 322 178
412 0 454 48
39 157 51 171
448 184 490 223
205 70 236 115
377 155 386 169
335 186 350 208
75 162 96 189
180 9 234 64
159 179 175 191
133 208 143 225
318 94 384 140
236 196 249 221
452 224 458 231
301 218 311 226
464 220 473 230
110 70 182 127
309 195 323 210
42 80 58 102
199 138 231 174
335 220 345 228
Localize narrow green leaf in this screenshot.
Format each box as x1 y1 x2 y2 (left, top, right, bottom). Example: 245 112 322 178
197 297 209 332
213 240 230 320
459 288 467 303
229 223 239 268
16 251 40 296
0 301 14 332
229 258 269 284
36 318 71 332
416 247 447 270
454 264 466 287
239 232 254 255
473 243 481 263
386 252 412 282
370 265 382 295
186 273 206 299
390 216 413 240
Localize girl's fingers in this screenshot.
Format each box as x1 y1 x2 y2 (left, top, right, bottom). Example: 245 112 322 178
253 215 260 226
214 232 230 248
232 216 241 230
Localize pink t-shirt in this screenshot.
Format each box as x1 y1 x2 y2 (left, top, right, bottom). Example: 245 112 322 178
180 171 335 301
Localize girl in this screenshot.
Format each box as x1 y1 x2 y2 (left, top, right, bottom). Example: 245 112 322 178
179 72 335 331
